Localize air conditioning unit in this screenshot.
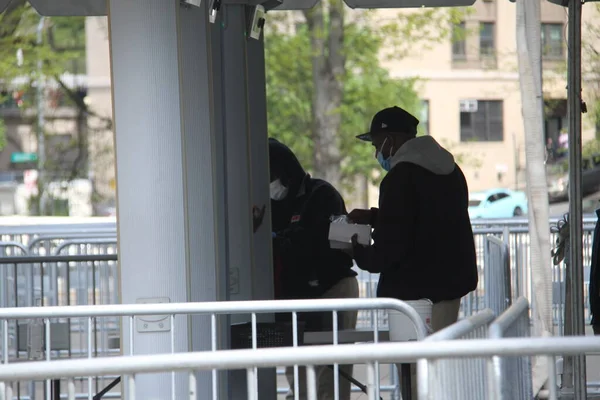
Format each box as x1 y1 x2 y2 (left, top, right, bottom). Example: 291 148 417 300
460 99 479 113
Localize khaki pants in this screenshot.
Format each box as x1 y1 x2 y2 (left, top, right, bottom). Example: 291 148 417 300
285 277 360 400
397 298 462 400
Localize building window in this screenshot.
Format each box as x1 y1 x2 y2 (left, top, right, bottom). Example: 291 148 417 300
460 100 503 142
452 22 466 60
419 100 430 136
541 23 563 59
480 22 495 57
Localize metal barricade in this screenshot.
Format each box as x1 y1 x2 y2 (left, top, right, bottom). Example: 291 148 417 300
484 236 512 316
1 217 597 326
417 309 496 400
487 297 534 400
0 254 119 309
0 252 121 399
0 336 597 400
27 235 117 257
0 298 427 400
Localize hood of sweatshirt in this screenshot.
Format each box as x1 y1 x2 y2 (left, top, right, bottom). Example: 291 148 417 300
390 135 455 175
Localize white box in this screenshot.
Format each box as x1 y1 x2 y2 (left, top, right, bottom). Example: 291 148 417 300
388 299 433 341
328 223 371 249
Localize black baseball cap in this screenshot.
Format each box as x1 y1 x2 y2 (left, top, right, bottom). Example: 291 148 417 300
356 106 420 142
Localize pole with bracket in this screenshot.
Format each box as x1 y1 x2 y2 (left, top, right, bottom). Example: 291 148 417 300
566 0 587 398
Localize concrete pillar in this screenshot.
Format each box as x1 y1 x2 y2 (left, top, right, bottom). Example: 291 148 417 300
246 20 274 305
108 0 225 398
219 5 275 399
247 30 277 400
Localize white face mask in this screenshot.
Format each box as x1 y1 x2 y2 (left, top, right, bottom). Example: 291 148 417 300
270 179 289 201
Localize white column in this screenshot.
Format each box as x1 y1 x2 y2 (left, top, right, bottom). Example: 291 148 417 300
219 5 276 399
108 0 224 398
246 25 274 304
219 3 273 320
221 4 255 308
247 31 277 400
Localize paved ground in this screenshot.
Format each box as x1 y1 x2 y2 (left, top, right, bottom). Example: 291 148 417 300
549 192 600 217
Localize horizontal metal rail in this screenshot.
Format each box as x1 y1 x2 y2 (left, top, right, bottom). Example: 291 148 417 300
0 298 425 339
426 309 496 341
0 336 597 381
0 254 118 264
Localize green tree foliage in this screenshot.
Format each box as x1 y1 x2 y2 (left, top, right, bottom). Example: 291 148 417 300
265 6 468 189
0 3 85 84
0 3 109 214
583 3 600 138
0 118 6 151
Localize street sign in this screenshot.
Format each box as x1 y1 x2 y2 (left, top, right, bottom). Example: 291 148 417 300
10 152 38 164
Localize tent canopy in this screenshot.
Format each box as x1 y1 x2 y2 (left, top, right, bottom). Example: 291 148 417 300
0 0 476 15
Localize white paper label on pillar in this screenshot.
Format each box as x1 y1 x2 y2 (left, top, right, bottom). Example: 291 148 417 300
182 0 201 6
229 268 240 294
248 5 266 40
136 297 171 333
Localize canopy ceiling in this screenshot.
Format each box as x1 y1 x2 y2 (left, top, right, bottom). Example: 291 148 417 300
0 0 475 15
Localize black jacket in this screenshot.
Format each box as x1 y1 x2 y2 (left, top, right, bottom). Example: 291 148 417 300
354 136 478 303
590 209 600 326
269 139 356 300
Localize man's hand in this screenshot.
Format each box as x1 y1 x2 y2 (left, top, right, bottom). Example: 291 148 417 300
348 209 372 225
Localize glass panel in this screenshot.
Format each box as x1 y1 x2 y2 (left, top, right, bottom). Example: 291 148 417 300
542 23 564 59
460 100 504 142
480 23 495 56
452 22 467 59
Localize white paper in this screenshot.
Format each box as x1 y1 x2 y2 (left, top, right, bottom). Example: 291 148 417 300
328 223 371 249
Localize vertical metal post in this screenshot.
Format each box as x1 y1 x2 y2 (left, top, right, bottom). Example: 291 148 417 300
566 0 587 398
36 17 46 214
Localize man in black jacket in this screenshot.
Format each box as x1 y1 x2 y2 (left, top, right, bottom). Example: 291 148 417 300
350 106 478 399
269 138 359 400
350 106 478 328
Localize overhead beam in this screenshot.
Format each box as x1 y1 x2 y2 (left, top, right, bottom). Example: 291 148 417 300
29 0 107 15
3 0 476 14
343 0 474 9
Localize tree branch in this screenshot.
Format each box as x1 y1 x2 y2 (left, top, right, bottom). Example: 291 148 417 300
328 0 345 79
0 0 27 38
53 75 113 130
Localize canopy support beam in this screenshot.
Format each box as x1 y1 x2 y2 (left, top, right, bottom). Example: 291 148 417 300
566 0 587 398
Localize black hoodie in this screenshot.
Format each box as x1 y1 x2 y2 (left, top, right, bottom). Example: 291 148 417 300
353 136 478 303
269 138 356 300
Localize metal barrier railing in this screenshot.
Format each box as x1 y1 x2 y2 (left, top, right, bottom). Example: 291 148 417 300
417 309 496 400
0 217 596 326
484 236 512 316
27 235 117 257
0 217 595 398
0 336 597 400
488 297 535 400
0 254 120 400
0 254 119 310
0 298 427 400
